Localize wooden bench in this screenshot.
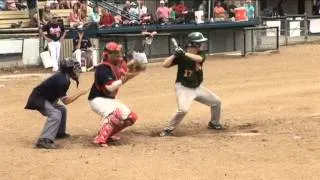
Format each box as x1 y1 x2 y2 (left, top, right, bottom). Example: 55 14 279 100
0 11 29 20
51 9 71 17
51 9 71 26
0 11 30 29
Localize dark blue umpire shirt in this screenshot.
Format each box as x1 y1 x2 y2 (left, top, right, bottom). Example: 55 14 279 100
25 72 71 111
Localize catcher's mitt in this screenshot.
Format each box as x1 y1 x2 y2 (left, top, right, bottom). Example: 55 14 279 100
127 60 147 72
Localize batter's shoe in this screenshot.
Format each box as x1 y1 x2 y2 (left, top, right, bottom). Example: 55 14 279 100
36 138 57 149
159 129 173 137
55 133 71 139
208 122 224 130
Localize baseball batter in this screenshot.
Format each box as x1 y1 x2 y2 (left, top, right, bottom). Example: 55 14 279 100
88 42 139 147
25 59 87 149
160 32 223 137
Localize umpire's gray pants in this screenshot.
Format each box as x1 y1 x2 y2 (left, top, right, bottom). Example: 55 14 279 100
164 83 221 131
39 101 67 140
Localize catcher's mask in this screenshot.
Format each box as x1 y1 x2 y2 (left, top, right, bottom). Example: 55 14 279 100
103 42 123 64
60 58 81 87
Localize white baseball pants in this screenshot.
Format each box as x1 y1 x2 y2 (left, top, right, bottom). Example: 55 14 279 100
47 41 61 72
164 83 221 131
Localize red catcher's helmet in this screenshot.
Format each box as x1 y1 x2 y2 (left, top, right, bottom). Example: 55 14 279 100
105 42 122 52
103 42 123 62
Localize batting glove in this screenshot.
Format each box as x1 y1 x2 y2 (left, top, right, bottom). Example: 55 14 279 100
174 47 185 57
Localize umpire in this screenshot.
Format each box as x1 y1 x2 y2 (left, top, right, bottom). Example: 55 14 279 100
25 59 88 149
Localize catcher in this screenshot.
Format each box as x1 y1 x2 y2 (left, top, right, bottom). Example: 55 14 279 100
159 32 224 137
25 59 88 149
88 42 140 147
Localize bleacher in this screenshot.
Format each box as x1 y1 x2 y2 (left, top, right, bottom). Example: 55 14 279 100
0 1 73 36
0 11 30 29
51 9 71 27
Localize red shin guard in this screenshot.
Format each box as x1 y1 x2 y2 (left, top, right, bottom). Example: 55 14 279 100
108 111 138 139
94 123 115 145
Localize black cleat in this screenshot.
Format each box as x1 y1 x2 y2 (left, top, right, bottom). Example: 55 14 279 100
159 129 173 137
55 133 71 139
208 122 224 130
36 138 57 149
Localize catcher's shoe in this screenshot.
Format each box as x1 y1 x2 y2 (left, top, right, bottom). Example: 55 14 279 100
159 129 173 137
208 121 224 130
36 138 57 149
107 135 121 143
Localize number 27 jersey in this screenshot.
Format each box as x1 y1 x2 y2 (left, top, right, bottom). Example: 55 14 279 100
171 52 206 88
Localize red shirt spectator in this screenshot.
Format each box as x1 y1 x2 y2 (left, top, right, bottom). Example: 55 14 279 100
100 9 115 28
174 0 188 15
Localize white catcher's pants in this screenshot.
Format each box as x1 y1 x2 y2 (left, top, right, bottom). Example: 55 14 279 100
47 41 61 71
164 83 222 131
89 97 132 123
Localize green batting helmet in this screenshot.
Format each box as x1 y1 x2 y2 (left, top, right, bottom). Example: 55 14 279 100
187 32 208 43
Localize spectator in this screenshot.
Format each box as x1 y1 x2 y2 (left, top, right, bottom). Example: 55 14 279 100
198 0 207 12
139 0 148 18
138 0 151 24
123 0 131 12
169 2 176 23
42 5 54 25
6 0 18 10
276 0 285 16
79 1 87 21
58 0 68 9
16 0 27 10
239 0 245 8
174 0 188 16
69 3 83 29
156 0 170 25
245 0 255 19
41 14 67 72
114 15 122 27
174 0 188 23
100 8 115 28
72 31 93 71
88 6 100 24
27 0 38 27
312 0 320 15
69 0 78 9
214 1 226 21
121 0 131 23
129 2 139 24
0 0 5 11
227 0 237 20
47 0 59 9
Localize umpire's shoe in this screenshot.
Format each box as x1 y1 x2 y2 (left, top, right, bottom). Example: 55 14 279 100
159 129 173 137
55 133 71 139
36 138 57 149
208 121 224 130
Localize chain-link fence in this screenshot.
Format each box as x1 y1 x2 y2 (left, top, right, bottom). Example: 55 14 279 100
261 14 320 45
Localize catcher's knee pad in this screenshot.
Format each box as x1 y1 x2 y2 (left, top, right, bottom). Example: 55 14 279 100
108 108 123 126
126 111 138 124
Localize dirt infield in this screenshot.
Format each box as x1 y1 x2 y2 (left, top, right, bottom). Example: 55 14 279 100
0 44 320 180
